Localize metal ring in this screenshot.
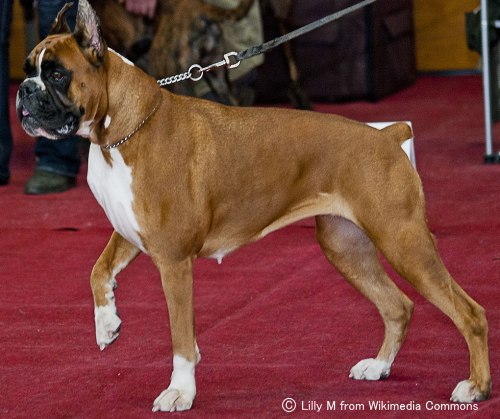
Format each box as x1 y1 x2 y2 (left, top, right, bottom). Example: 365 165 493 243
188 64 204 82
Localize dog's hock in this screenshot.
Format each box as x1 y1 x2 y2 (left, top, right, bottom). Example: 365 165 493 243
349 358 391 381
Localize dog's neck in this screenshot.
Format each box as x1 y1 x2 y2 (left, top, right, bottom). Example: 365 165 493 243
84 49 163 148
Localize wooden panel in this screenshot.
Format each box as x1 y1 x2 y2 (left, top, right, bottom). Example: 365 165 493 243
9 2 28 80
413 0 480 71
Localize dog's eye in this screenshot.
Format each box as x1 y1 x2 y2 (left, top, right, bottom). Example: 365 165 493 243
49 71 65 82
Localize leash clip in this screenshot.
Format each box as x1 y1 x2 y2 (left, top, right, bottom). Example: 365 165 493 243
187 52 241 82
223 52 240 69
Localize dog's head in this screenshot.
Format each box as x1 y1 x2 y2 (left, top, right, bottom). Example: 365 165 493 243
16 0 108 139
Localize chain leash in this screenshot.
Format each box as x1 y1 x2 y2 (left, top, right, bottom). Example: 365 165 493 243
157 52 240 87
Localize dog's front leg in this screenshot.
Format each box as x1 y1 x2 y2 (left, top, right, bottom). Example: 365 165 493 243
152 257 198 412
91 231 140 350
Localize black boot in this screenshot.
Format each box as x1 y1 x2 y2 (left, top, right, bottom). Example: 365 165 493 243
24 170 76 194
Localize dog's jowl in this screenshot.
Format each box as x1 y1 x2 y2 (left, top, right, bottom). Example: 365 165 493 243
16 0 491 412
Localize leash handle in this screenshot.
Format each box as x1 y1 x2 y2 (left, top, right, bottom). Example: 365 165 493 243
157 0 376 86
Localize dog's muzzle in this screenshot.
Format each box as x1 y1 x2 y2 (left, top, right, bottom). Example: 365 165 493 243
16 80 81 139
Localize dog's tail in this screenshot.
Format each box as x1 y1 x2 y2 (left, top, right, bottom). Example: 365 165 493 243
382 122 413 146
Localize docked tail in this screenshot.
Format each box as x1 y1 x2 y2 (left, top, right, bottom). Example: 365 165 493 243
382 122 413 146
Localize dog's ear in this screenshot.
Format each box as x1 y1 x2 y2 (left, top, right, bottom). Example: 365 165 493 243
73 0 107 64
49 2 73 35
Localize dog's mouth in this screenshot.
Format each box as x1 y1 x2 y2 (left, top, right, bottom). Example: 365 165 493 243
18 106 34 128
16 99 32 122
16 77 83 139
17 103 39 135
18 103 79 139
17 92 81 139
21 107 30 118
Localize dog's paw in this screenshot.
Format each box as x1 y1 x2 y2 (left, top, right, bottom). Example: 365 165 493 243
451 380 490 403
94 304 121 350
349 358 391 381
152 388 194 412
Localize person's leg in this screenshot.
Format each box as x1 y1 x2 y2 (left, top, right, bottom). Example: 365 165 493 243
25 0 81 194
0 0 13 185
34 138 81 178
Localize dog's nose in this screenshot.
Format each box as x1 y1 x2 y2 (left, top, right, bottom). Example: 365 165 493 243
19 81 40 99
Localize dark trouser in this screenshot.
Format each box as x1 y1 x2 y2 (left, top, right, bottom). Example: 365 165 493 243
35 0 80 177
0 0 12 182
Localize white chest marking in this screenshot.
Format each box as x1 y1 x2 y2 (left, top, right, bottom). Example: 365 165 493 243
87 144 145 252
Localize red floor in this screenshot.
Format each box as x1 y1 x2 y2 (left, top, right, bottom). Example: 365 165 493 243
1 76 499 417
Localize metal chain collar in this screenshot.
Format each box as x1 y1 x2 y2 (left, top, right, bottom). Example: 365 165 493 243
102 94 163 149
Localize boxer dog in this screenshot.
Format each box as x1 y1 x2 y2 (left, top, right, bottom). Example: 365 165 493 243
16 0 491 412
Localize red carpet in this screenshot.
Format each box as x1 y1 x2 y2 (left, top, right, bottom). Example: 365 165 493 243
1 76 499 418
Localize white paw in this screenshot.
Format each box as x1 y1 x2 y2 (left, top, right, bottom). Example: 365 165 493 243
152 355 196 412
349 358 391 380
451 380 488 403
152 388 194 412
94 304 121 350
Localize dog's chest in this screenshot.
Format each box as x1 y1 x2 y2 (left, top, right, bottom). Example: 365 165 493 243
87 144 145 252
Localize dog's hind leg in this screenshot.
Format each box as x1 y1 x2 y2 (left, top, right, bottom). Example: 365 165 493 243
315 215 414 381
152 256 198 412
91 231 140 350
370 216 491 402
